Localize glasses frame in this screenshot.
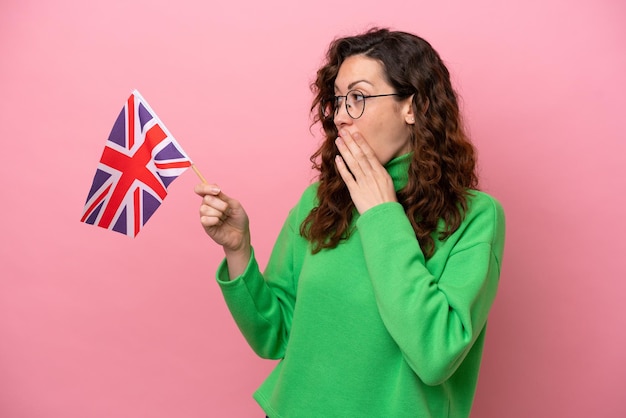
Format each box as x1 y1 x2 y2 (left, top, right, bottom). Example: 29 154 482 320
324 89 402 120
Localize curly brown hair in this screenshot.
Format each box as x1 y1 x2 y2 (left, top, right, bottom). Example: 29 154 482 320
301 28 478 258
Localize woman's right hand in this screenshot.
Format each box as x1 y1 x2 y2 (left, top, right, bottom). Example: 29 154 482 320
194 183 251 260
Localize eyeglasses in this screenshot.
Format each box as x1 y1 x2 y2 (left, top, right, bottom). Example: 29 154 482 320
322 90 401 120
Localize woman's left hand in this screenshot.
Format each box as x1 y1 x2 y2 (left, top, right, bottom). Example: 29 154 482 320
335 130 397 214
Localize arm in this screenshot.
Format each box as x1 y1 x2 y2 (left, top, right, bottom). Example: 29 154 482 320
195 183 297 359
195 182 301 359
335 130 505 385
357 197 505 385
218 211 300 359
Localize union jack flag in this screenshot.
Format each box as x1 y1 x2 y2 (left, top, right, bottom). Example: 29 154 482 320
81 90 192 237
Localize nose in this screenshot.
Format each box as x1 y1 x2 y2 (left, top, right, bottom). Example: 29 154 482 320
333 102 352 129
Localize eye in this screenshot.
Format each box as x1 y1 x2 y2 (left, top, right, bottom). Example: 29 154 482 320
348 91 365 102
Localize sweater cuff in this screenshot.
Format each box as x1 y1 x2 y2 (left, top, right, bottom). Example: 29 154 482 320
216 247 257 287
356 201 407 230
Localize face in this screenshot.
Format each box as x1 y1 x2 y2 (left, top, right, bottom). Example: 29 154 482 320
333 54 414 164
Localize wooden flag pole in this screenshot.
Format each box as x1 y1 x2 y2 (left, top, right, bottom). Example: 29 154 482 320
191 164 208 184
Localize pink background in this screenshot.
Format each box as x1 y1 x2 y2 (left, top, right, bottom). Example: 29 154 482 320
1 0 624 417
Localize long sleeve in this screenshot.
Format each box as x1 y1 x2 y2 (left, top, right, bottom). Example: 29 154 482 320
356 192 505 386
216 207 302 360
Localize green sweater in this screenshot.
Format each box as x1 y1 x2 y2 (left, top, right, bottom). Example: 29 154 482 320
216 153 506 418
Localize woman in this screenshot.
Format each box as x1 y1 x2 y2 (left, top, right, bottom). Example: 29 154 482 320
195 28 505 418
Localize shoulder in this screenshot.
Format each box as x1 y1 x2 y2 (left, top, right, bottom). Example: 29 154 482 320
285 182 319 225
300 182 319 205
456 190 506 252
466 190 505 222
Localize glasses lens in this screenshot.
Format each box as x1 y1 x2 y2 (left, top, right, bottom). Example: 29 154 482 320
346 91 365 119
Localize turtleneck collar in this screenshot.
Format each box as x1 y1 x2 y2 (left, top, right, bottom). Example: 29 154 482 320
384 152 412 191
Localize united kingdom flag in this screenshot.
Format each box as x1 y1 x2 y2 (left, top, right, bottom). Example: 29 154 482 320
81 90 192 237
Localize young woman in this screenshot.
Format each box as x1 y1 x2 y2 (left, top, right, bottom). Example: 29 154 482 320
195 28 505 418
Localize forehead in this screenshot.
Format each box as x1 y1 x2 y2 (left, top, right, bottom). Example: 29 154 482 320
335 55 388 91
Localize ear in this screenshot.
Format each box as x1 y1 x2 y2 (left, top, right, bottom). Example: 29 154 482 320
403 94 416 125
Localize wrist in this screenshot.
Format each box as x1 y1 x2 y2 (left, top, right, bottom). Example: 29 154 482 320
223 242 252 279
224 244 251 261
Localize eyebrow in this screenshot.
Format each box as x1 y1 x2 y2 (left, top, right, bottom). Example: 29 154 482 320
335 79 375 93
